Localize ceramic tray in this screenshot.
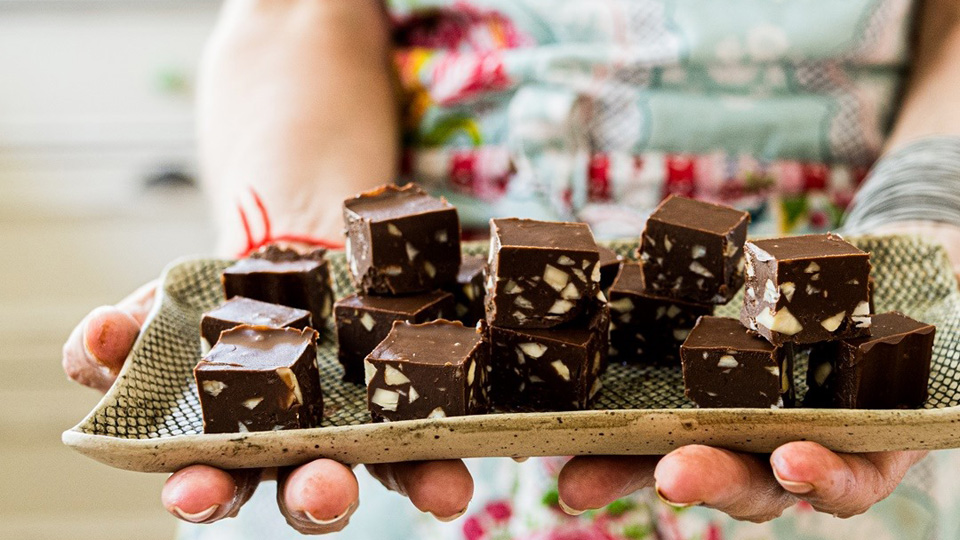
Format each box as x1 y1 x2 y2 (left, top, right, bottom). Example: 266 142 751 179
63 235 960 473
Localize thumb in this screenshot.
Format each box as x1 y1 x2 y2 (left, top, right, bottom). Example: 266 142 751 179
62 281 157 393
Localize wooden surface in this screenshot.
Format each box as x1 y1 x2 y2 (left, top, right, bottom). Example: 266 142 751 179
0 186 212 539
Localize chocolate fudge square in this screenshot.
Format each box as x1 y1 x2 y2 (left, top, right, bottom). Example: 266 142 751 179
200 296 312 354
681 317 794 408
487 218 601 329
334 290 454 383
806 311 935 409
597 246 624 293
365 320 489 422
740 233 872 346
638 195 749 304
490 302 610 411
608 263 713 365
222 245 334 329
195 326 323 434
449 255 486 325
344 184 461 295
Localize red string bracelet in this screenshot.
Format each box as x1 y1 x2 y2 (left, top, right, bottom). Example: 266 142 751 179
235 187 344 258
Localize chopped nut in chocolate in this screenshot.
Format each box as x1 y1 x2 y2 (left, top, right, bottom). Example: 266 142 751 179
806 311 934 409
638 195 749 304
194 326 323 434
608 263 713 365
681 316 794 408
489 301 609 411
343 184 461 295
222 245 334 329
486 218 601 329
448 255 486 325
334 290 454 383
739 233 872 345
365 320 489 422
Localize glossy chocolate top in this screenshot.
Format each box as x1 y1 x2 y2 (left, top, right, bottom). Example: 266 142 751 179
197 326 318 371
846 311 935 351
610 262 645 293
651 195 749 234
225 245 326 274
371 320 482 366
750 233 865 261
336 290 453 316
598 246 622 267
492 218 598 252
684 316 777 352
343 184 452 222
457 256 486 284
205 297 311 327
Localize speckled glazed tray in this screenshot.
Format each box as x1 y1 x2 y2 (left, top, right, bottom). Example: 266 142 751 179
63 235 960 473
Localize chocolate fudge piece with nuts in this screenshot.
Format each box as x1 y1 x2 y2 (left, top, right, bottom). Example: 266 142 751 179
222 245 334 329
806 311 934 409
200 296 312 354
608 263 713 365
486 218 601 329
448 255 486 325
334 291 454 383
365 320 489 422
597 246 624 293
194 326 323 434
638 195 749 304
489 301 610 411
344 184 461 295
681 317 794 408
739 234 872 346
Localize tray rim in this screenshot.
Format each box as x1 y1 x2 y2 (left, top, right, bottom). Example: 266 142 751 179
63 235 960 473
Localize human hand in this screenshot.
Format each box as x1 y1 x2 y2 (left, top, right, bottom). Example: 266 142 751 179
556 445 927 522
62 283 475 533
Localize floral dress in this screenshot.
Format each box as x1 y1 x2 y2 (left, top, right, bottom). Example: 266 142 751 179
180 1 960 539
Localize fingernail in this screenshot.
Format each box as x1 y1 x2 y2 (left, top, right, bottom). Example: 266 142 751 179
430 507 468 522
557 496 585 516
655 485 701 509
512 456 529 463
173 504 219 523
303 500 358 526
772 469 815 494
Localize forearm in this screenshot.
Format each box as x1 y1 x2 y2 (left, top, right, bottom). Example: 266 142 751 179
844 1 960 271
197 0 399 256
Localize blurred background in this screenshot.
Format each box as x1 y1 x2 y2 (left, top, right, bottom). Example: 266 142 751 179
0 1 220 538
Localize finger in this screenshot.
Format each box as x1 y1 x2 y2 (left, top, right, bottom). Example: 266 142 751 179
162 465 262 524
62 281 158 393
62 306 141 392
770 442 927 518
655 445 796 523
556 456 659 515
277 459 360 534
366 460 473 521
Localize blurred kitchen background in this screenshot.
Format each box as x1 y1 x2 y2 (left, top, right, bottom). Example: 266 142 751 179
0 1 221 538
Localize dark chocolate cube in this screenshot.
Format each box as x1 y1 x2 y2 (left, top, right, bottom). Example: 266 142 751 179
222 245 334 329
334 290 454 383
681 317 794 408
365 320 488 422
489 302 609 411
608 263 713 365
739 233 872 346
638 195 749 304
194 326 323 434
344 184 461 295
448 256 486 325
597 246 624 293
806 311 934 409
200 296 312 354
487 218 600 329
